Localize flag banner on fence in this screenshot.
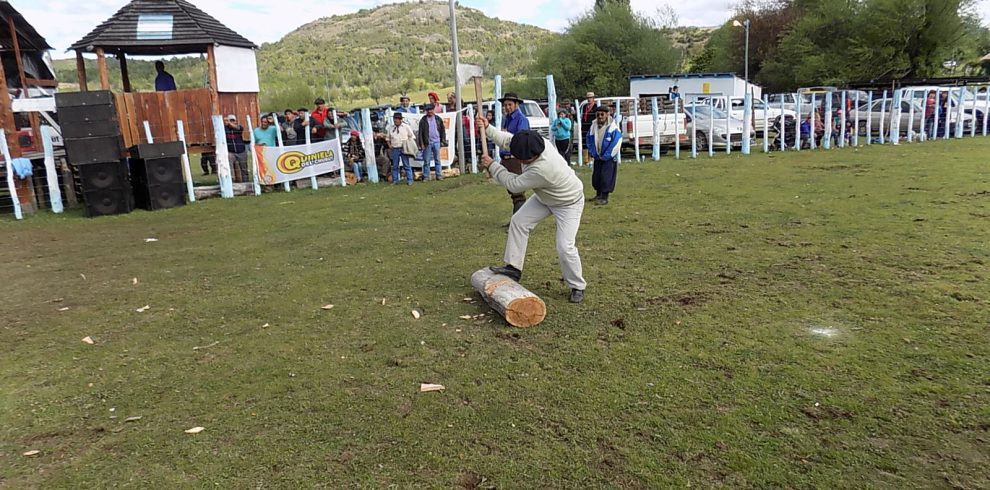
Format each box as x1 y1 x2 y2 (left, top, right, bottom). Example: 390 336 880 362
400 112 457 167
253 138 343 185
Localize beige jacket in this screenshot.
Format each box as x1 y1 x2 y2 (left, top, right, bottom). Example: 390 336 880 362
486 126 584 207
386 123 414 149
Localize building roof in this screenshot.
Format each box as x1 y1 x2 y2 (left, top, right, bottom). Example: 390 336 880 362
629 73 742 81
70 0 257 55
0 1 53 52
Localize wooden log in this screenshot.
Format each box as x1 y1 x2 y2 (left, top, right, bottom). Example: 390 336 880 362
470 268 546 328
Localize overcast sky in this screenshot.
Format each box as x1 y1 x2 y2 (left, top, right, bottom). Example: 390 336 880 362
21 0 990 59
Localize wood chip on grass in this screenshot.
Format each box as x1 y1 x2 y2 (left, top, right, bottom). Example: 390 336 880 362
419 383 445 393
184 427 205 434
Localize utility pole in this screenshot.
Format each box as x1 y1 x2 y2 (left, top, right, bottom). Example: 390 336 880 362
449 0 465 173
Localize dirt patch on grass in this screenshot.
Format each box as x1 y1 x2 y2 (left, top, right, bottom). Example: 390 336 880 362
646 291 714 308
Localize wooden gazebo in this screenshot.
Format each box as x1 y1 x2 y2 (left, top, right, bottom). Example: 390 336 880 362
70 0 261 153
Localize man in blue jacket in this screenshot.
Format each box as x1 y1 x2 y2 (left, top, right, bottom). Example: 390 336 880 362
499 92 530 215
586 105 621 205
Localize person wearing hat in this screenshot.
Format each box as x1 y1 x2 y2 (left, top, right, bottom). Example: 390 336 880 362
552 108 574 164
386 112 415 185
498 92 531 215
417 103 446 181
586 105 622 205
475 116 588 304
345 130 367 182
310 98 331 142
427 92 445 113
396 95 418 114
224 114 247 181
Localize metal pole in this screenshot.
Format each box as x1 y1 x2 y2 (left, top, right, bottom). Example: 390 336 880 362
744 20 750 83
449 0 465 173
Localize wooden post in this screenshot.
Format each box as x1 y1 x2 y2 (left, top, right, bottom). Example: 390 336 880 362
119 53 131 93
473 77 488 160
95 48 110 90
7 15 41 154
0 49 21 158
206 45 220 115
75 50 88 92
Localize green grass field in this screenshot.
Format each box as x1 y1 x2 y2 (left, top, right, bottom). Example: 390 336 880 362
2 139 988 488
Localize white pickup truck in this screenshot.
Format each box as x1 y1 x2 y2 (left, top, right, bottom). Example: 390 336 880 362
614 99 689 149
481 99 551 140
697 96 796 134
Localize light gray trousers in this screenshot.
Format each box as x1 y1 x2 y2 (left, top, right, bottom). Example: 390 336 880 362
504 194 587 291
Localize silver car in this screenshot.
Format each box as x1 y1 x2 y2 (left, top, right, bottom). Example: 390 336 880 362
683 105 752 149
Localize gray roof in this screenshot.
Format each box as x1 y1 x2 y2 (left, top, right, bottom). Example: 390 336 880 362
70 0 256 55
1 1 53 52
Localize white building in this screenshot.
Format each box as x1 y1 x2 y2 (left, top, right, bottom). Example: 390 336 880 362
629 73 762 102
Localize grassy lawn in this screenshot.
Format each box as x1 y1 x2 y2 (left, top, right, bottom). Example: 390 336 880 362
1 139 988 488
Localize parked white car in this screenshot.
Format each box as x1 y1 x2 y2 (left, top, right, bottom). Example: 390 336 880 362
683 105 752 149
481 100 551 140
699 96 796 134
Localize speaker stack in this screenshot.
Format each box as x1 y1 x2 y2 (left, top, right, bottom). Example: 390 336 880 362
129 142 186 211
54 91 131 217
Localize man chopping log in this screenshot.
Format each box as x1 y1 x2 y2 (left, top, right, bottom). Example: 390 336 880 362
476 115 587 303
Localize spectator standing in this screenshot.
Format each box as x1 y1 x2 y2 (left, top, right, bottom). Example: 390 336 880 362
310 98 331 142
386 113 415 185
345 130 367 182
499 92 531 216
252 115 278 147
224 115 248 182
669 85 681 101
552 109 573 164
200 151 217 176
294 108 309 143
925 91 936 137
281 109 298 145
428 92 445 113
154 61 176 92
396 95 418 114
418 103 446 181
586 106 621 205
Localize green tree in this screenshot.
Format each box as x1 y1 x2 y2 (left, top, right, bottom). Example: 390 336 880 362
534 2 680 100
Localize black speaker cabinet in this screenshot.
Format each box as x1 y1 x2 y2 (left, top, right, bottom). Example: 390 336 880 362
73 161 133 217
133 182 186 211
129 142 186 160
130 157 182 186
55 90 115 108
64 136 125 164
58 105 119 125
81 189 135 217
61 119 122 139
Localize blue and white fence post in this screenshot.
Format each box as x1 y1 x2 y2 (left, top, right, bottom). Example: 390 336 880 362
725 97 731 155
708 98 715 157
853 92 860 146
546 74 558 161
969 87 977 138
245 116 261 196
40 126 64 213
796 94 803 151
779 96 786 151
673 98 681 160
651 97 660 161
955 87 965 139
360 108 379 183
303 112 318 190
983 87 989 136
175 120 196 203
823 92 833 150
690 100 697 159
212 115 234 198
1 129 22 219
865 92 872 146
762 95 770 153
742 92 751 155
839 91 847 148
494 75 503 165
906 89 925 143
879 90 887 145
331 110 345 187
890 89 902 145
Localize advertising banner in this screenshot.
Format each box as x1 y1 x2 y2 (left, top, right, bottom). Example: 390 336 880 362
254 138 344 185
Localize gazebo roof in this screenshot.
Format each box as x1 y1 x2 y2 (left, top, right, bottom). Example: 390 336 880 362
70 0 256 55
0 1 53 52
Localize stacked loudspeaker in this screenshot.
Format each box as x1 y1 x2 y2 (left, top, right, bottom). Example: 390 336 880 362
55 90 132 217
129 142 186 211
55 90 187 216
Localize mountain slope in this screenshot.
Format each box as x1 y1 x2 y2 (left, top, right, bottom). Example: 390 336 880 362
257 2 555 109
